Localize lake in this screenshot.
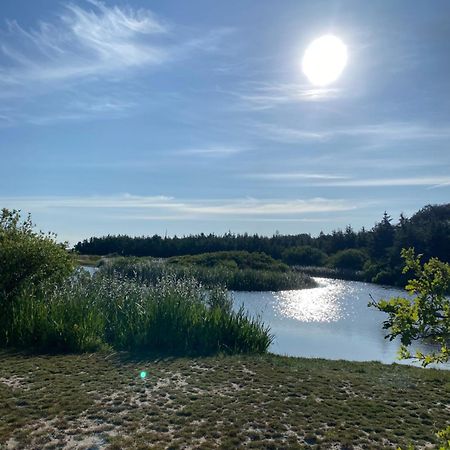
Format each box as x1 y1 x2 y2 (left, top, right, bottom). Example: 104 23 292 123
233 277 448 368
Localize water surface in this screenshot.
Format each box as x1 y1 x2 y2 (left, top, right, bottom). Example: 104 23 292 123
233 277 448 368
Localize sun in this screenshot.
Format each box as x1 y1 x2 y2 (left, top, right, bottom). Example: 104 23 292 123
302 35 348 86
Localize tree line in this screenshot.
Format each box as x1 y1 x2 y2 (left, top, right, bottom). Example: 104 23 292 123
74 203 450 286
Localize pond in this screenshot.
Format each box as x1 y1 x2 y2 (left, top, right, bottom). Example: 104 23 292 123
233 277 448 368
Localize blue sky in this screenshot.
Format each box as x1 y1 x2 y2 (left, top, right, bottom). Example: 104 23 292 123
1 0 449 244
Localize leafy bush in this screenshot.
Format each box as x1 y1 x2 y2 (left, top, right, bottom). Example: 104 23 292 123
371 248 450 366
328 249 367 271
0 209 73 302
282 246 327 266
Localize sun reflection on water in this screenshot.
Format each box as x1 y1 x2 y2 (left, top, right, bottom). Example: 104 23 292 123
274 279 350 322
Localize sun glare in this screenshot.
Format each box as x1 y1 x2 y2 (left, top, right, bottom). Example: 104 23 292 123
302 35 348 86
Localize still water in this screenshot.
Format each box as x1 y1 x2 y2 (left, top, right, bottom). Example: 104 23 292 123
233 277 448 368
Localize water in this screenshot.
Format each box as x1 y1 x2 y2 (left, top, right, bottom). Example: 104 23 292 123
233 277 448 368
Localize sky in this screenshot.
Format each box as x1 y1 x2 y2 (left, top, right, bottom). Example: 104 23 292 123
1 0 449 245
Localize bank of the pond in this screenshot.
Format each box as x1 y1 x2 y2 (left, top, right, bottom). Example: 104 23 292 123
0 351 448 449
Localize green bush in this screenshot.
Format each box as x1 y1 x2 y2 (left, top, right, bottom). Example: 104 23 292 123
282 246 327 266
0 209 73 302
328 249 367 271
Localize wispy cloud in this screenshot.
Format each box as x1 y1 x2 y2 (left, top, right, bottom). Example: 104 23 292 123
0 1 169 89
247 173 349 181
253 121 450 144
0 194 357 218
227 82 340 110
0 1 232 123
247 174 450 188
174 145 245 157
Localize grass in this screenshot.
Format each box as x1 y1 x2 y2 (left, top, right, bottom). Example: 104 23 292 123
294 265 366 282
0 271 272 355
73 253 103 267
0 351 449 449
102 256 317 292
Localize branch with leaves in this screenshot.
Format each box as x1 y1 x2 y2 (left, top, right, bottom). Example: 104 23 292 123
370 247 450 367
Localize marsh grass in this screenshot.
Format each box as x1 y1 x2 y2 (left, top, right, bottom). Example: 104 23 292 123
0 271 272 354
102 257 316 291
295 265 366 282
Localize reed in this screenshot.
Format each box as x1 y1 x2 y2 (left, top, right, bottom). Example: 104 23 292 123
0 270 272 354
101 257 316 291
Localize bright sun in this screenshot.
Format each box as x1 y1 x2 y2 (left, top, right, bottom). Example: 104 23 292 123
302 35 348 86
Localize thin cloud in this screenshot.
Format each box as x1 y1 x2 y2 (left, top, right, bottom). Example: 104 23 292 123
228 82 340 111
253 122 450 144
247 173 350 181
0 1 233 89
175 145 245 157
0 194 357 218
0 2 169 89
247 174 450 188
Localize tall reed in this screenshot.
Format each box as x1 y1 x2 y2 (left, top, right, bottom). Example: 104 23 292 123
101 257 316 291
0 270 272 354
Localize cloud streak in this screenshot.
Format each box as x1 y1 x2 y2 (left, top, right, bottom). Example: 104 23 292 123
253 122 450 144
0 194 357 218
229 82 340 110
0 1 169 89
248 173 450 188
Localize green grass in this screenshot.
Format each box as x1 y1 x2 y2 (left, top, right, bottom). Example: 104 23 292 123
0 352 448 449
72 253 103 267
0 271 272 355
102 256 316 291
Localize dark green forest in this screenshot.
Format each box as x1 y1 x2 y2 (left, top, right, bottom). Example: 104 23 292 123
74 203 450 286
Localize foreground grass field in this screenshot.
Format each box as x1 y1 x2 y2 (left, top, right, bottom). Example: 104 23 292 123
1 352 449 449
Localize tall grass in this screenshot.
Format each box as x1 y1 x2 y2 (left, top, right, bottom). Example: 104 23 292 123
0 270 272 354
101 257 316 291
294 265 366 282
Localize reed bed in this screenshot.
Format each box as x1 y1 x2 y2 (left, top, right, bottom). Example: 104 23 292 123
0 270 272 354
101 257 316 291
294 265 366 282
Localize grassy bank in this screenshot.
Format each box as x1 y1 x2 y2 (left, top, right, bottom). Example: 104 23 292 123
101 254 316 291
0 271 271 355
73 254 103 267
0 352 448 449
294 265 367 282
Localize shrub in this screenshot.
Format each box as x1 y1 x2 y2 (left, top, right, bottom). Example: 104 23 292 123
328 249 367 271
0 209 73 302
282 246 327 266
167 251 289 272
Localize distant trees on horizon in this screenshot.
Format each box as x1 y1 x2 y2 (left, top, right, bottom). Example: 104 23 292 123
74 203 450 286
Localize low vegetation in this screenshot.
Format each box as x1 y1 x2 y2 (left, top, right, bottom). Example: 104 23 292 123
0 352 449 449
0 270 272 355
0 210 271 355
75 203 450 286
100 254 316 291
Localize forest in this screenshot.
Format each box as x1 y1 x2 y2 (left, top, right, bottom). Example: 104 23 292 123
74 203 450 286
